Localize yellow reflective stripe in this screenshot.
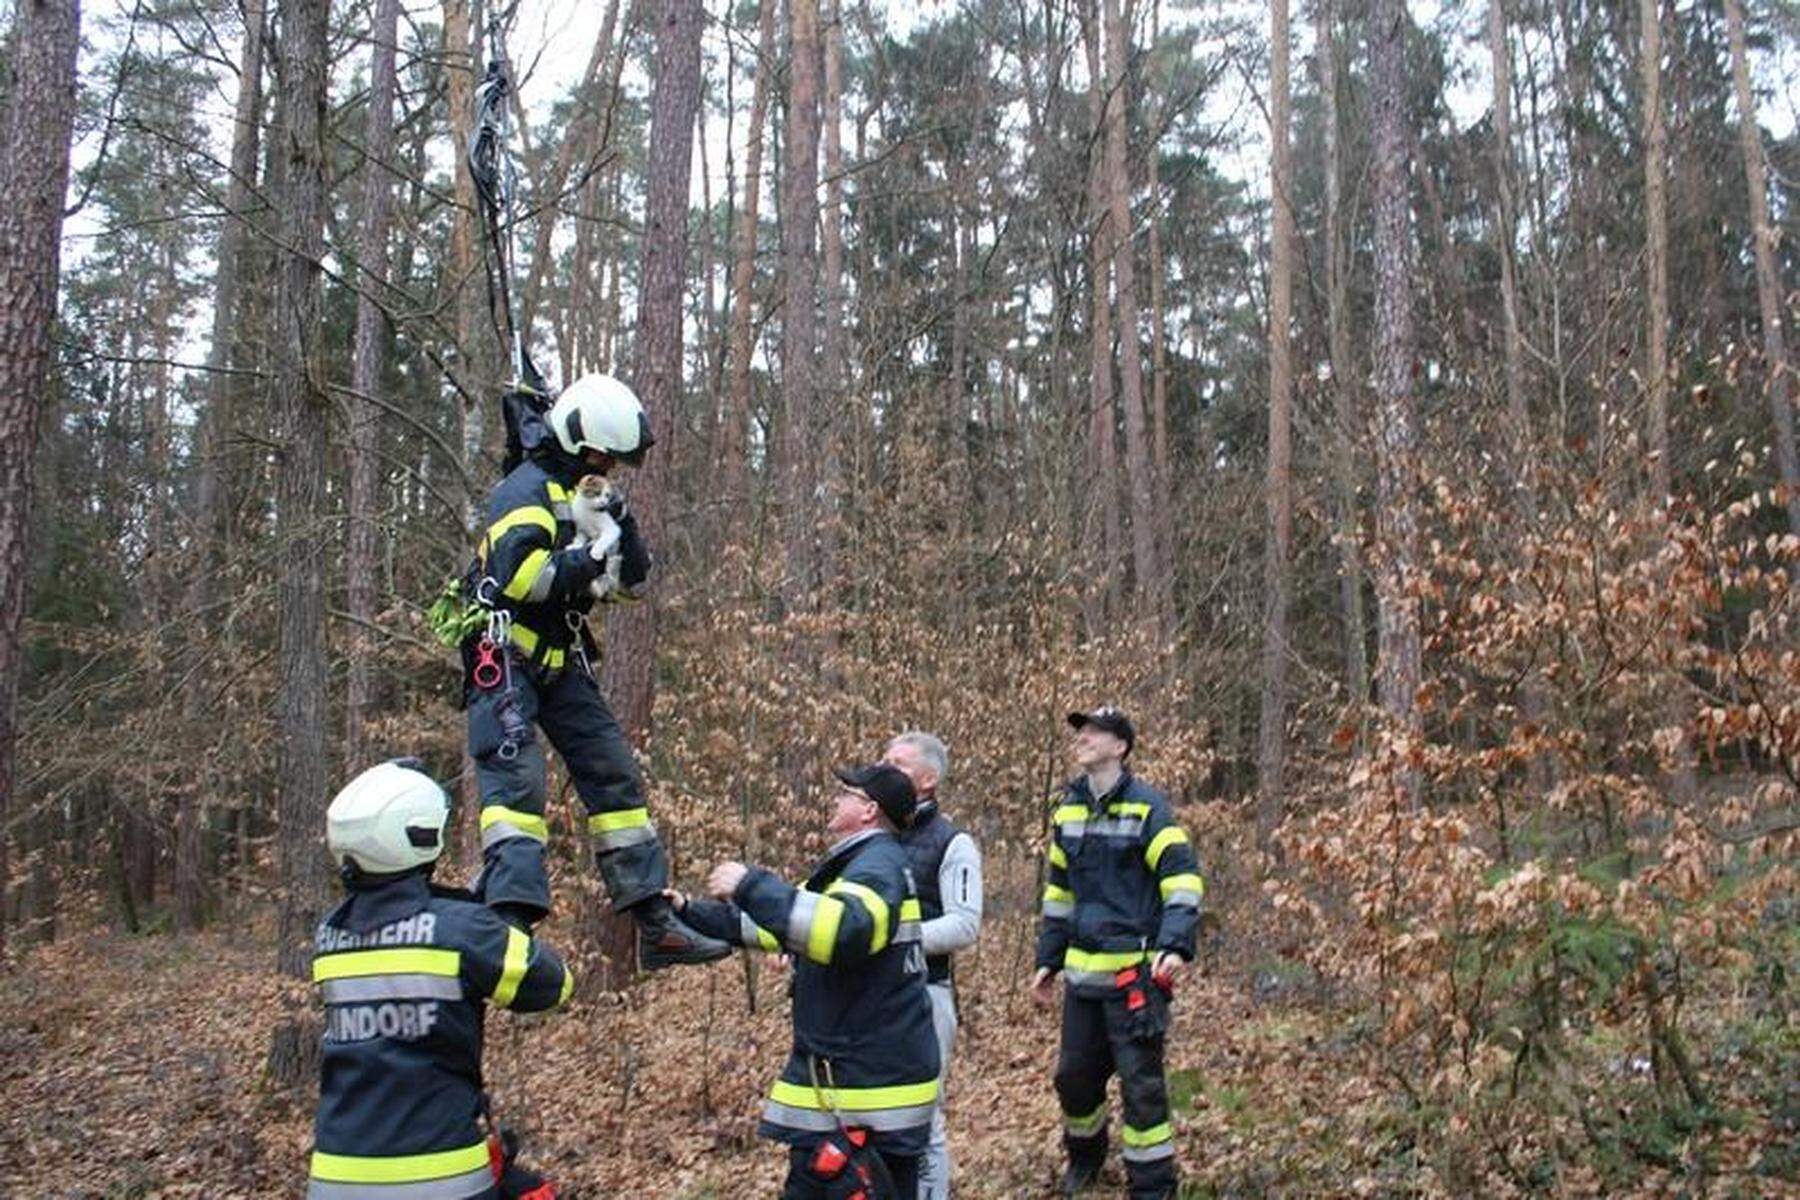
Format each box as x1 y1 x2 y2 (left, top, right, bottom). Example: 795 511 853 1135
1048 842 1068 869
310 1142 490 1184
1146 826 1190 870
754 924 780 951
485 506 555 545
1122 1121 1173 1147
502 548 553 601
507 622 566 669
1052 804 1090 825
588 807 650 834
899 897 922 922
558 964 575 1005
1043 883 1075 904
1065 1099 1108 1134
1110 802 1151 819
313 948 460 982
1063 947 1147 973
768 1078 939 1111
1159 873 1205 900
804 894 847 964
480 806 548 841
492 927 531 1008
826 879 892 954
545 481 570 502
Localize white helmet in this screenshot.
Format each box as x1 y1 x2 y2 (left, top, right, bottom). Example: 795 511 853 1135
326 760 450 875
548 373 654 466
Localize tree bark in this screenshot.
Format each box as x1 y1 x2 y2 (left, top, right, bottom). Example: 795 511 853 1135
1145 0 1171 531
1317 0 1368 708
0 0 81 957
818 0 846 588
1101 0 1163 620
605 0 705 742
1642 0 1671 499
1369 0 1423 791
781 0 823 603
1257 0 1294 848
1724 0 1800 531
1081 0 1121 618
1489 0 1532 504
445 0 488 530
268 0 333 1089
346 0 404 771
725 0 777 500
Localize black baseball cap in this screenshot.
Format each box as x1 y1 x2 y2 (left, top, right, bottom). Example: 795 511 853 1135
834 763 919 829
1067 706 1135 756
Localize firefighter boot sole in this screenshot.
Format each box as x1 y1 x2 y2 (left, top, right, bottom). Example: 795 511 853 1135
637 910 733 969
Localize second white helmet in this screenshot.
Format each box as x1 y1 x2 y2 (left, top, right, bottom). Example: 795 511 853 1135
548 373 654 466
326 760 450 875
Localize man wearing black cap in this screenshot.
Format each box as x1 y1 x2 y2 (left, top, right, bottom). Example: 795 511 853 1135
671 764 941 1199
1030 707 1203 1199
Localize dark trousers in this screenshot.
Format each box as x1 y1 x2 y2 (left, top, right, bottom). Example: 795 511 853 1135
467 653 668 922
1054 986 1178 1199
780 1143 919 1199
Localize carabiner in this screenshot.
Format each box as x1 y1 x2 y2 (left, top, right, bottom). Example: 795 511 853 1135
472 636 503 691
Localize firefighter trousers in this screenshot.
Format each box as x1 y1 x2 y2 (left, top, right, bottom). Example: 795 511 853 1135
1053 985 1178 1199
467 651 668 923
781 1143 920 1199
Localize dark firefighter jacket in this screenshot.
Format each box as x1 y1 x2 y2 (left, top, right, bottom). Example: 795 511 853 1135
684 829 941 1156
310 871 571 1198
1034 771 1204 996
470 415 649 672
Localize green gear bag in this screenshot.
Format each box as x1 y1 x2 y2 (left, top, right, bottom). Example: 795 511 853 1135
426 574 487 649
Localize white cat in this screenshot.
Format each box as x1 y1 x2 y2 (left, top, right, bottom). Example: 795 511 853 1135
569 474 624 600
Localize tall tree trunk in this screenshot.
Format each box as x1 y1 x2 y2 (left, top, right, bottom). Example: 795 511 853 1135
179 0 264 933
1257 0 1294 849
1725 0 1800 531
725 0 777 500
346 0 404 771
1369 0 1423 792
446 0 488 530
1642 0 1671 499
0 0 81 957
1489 0 1531 502
1081 0 1121 619
1317 0 1368 707
1101 0 1162 619
1145 0 1172 535
818 0 845 588
268 0 333 1089
606 0 704 742
781 0 823 603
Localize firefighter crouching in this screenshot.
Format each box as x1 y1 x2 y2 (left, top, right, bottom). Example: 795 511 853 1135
1030 708 1203 1199
464 372 726 967
671 763 941 1198
310 760 570 1199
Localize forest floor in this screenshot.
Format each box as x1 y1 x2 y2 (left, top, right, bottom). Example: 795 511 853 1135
0 905 1791 1198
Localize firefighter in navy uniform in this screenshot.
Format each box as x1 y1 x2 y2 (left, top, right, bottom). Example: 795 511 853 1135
465 372 726 967
671 764 942 1198
1030 709 1204 1199
310 760 570 1199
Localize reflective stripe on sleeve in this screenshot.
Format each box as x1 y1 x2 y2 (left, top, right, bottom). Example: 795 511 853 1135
484 507 555 546
1041 883 1074 920
1145 826 1190 871
491 926 531 1008
785 889 847 964
1159 873 1205 908
502 548 554 602
1048 842 1068 869
825 878 891 954
740 912 781 951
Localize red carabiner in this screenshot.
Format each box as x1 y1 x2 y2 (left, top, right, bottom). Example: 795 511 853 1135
472 636 503 690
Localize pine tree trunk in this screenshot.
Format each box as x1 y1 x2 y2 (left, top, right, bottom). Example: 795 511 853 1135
1489 0 1532 502
1369 0 1423 793
818 0 846 589
1081 0 1121 619
1145 0 1172 546
0 0 81 958
1257 0 1294 848
346 0 404 772
726 0 777 499
268 0 333 1089
1101 0 1163 620
781 0 823 603
1725 0 1800 531
1642 0 1671 499
446 0 488 531
1317 0 1368 708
